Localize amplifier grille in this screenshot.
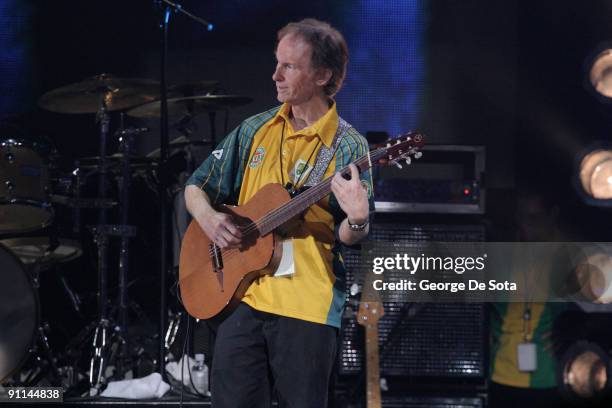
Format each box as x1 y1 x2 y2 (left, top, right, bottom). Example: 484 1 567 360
339 223 487 378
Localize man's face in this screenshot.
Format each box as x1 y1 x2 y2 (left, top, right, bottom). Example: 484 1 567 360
272 34 326 105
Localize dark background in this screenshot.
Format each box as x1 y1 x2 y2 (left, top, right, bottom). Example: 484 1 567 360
10 0 611 208
2 0 612 358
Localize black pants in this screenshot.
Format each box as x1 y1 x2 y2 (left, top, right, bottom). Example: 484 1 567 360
211 302 338 408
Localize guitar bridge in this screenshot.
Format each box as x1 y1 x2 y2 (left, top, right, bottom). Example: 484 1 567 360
209 243 224 273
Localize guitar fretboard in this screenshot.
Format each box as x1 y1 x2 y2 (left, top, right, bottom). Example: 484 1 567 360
256 148 385 235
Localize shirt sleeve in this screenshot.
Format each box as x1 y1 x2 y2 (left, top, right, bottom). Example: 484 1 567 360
185 124 244 206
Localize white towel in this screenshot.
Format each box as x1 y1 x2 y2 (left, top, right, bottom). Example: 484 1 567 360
100 372 170 399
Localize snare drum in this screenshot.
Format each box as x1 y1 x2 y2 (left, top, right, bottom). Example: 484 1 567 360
0 138 53 233
0 243 38 382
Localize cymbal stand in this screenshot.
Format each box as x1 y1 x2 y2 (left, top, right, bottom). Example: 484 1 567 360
116 127 147 377
22 260 62 387
88 92 112 396
88 126 145 395
96 90 111 226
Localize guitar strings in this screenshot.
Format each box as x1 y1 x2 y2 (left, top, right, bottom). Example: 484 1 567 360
249 145 392 233
241 151 375 236
210 147 390 264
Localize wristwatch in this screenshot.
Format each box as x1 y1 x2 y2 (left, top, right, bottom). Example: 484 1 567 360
347 218 368 231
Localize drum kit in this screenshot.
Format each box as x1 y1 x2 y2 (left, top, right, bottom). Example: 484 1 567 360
0 73 252 394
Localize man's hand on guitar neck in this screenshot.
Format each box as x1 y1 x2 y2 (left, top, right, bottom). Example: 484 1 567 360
331 163 370 246
184 185 243 250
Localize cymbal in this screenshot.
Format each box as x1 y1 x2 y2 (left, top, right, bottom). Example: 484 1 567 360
38 74 162 114
127 94 253 121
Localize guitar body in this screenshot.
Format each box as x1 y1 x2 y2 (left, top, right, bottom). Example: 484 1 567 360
179 183 291 320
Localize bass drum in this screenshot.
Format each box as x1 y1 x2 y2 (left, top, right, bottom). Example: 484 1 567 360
0 243 38 382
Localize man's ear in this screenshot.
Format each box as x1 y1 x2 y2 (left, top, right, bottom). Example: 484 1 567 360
316 69 333 87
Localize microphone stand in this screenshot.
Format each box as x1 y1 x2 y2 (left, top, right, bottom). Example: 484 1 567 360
155 0 213 377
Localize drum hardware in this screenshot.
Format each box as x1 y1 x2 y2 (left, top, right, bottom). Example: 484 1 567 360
0 243 38 383
126 93 253 124
50 194 117 209
0 243 64 386
0 236 83 270
80 83 113 398
37 74 163 114
86 126 147 395
15 76 185 392
24 263 63 387
127 93 252 144
58 273 83 316
37 76 139 393
0 137 54 234
0 231 86 318
34 73 243 384
70 163 83 236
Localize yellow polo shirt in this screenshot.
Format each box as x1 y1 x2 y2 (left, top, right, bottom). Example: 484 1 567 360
240 103 343 325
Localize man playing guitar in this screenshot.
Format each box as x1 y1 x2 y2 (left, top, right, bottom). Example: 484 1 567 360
184 18 374 408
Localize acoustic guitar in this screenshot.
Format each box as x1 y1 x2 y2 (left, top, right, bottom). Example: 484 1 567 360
179 133 425 320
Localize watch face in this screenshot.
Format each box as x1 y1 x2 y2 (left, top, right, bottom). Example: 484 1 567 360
349 222 366 231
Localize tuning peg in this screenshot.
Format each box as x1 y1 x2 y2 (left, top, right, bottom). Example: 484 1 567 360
405 157 411 165
415 151 423 159
395 140 402 145
394 161 403 169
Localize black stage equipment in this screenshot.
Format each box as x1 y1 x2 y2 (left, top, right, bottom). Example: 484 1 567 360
374 145 485 214
339 220 488 401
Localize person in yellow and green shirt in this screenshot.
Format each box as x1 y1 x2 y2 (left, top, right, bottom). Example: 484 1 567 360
489 189 567 407
184 19 374 408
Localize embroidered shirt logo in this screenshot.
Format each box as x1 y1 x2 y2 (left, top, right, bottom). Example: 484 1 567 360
212 149 223 160
290 159 312 184
249 147 265 168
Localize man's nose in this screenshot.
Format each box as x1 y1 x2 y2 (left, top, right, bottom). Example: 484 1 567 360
272 66 283 82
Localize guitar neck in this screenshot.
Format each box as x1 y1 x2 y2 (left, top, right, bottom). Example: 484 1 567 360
257 151 378 236
365 323 382 408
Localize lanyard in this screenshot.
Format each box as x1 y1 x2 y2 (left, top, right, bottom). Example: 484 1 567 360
279 120 322 190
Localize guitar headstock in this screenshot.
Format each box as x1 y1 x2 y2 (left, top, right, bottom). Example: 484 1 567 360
372 131 425 169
